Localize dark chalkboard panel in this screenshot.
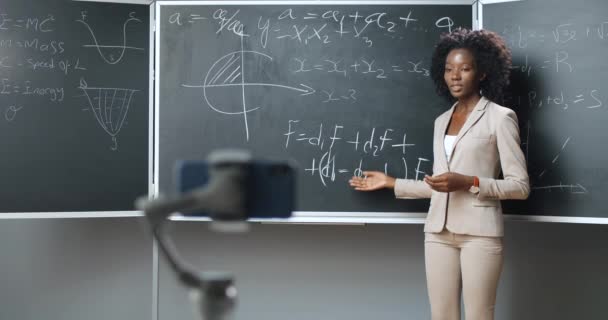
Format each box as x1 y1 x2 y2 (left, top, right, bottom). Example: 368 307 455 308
483 0 608 219
0 0 149 212
158 3 472 212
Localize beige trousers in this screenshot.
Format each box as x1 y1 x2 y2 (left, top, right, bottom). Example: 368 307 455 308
424 229 503 320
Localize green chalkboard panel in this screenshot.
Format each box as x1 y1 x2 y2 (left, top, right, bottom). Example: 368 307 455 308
484 0 608 219
0 0 149 212
158 2 472 212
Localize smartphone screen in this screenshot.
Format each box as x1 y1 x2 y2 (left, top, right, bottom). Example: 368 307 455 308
176 161 295 218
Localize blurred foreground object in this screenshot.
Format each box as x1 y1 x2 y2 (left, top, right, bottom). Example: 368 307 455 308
137 150 295 320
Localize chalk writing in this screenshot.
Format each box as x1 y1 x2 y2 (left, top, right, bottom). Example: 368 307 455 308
532 183 587 194
4 105 23 122
283 119 427 187
525 89 602 110
0 38 65 55
284 120 415 156
1 78 64 102
168 8 459 49
0 13 55 33
502 22 608 49
290 57 430 79
212 9 247 37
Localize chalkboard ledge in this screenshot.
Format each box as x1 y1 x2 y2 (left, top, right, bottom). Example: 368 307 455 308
170 212 608 225
4 211 606 224
0 211 143 219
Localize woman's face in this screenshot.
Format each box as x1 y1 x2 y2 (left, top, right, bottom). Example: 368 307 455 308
444 48 484 100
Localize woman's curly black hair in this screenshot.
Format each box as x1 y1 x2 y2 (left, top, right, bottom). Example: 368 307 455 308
430 28 512 103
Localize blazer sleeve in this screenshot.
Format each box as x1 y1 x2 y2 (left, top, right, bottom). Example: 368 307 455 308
394 178 432 199
394 115 442 200
478 109 530 200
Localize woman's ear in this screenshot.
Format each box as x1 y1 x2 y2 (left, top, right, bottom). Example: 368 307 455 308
480 73 487 81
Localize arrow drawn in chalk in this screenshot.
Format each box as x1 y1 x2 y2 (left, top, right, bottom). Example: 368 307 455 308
181 35 315 141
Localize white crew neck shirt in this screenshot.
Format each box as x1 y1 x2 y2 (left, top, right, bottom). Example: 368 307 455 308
444 135 457 161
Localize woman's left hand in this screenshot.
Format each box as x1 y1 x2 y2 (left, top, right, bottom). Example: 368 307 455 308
424 172 474 192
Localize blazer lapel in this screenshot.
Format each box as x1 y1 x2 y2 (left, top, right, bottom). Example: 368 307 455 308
449 97 490 162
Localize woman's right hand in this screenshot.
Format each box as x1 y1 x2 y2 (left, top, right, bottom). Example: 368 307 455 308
348 171 396 191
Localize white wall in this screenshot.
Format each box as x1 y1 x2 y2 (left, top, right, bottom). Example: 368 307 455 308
158 221 608 320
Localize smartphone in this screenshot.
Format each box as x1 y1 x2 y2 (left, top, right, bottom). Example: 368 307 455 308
176 160 295 219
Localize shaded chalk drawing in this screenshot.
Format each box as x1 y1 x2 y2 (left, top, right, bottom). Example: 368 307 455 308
76 11 144 65
78 78 137 151
182 36 314 141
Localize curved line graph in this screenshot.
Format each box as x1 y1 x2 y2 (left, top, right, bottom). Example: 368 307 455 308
76 12 144 65
182 37 315 141
79 78 138 150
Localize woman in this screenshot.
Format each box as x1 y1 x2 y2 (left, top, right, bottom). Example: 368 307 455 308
348 28 530 320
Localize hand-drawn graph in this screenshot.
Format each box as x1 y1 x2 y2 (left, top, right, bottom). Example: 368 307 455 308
182 36 315 141
78 78 137 151
76 11 144 65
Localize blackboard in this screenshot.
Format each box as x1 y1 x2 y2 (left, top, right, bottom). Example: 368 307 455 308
157 2 472 213
483 0 608 219
0 0 150 212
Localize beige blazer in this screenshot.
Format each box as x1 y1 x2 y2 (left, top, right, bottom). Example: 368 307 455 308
394 96 530 237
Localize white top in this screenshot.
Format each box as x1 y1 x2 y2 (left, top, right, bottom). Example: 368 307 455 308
444 135 457 162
